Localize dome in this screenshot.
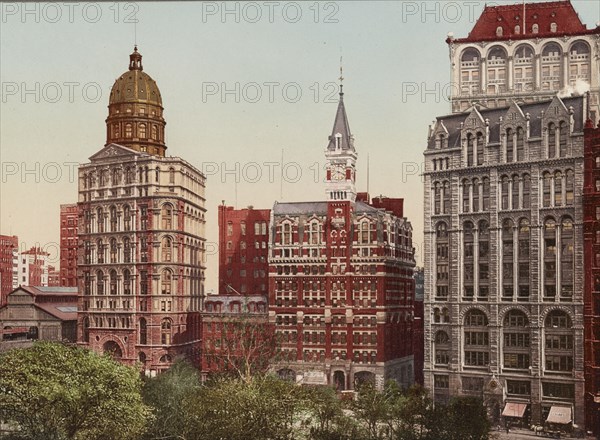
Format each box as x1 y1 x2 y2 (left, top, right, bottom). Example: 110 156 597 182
108 46 163 106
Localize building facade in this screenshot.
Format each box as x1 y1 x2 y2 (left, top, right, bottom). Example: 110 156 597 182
447 0 600 122
424 96 587 427
18 247 50 288
0 235 18 306
76 47 206 374
60 203 79 287
583 119 600 436
269 90 416 390
218 204 270 296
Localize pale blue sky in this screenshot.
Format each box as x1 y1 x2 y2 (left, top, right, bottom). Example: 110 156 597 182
1 1 599 291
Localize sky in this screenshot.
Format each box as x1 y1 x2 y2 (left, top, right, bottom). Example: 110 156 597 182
1 1 599 292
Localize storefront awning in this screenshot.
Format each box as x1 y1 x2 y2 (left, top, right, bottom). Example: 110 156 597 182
502 402 527 418
2 327 28 334
546 406 572 425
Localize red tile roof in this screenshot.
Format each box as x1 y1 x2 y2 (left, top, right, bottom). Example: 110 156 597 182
450 0 598 43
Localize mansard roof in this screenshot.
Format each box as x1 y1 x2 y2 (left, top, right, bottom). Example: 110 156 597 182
272 200 380 216
449 0 597 44
427 96 584 150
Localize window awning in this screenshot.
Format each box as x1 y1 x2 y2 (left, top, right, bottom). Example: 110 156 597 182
2 327 28 334
502 402 527 418
546 406 572 425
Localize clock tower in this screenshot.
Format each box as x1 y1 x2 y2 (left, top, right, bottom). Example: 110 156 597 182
325 85 357 202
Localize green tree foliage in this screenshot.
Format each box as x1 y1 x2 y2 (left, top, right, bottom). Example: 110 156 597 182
0 342 150 440
142 360 201 440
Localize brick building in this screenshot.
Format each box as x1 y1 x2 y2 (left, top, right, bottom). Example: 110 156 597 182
218 204 270 296
60 203 78 287
583 119 600 436
48 266 60 287
76 46 206 374
269 88 416 390
0 235 18 306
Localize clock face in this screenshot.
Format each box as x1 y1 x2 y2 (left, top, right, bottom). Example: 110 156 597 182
332 167 345 181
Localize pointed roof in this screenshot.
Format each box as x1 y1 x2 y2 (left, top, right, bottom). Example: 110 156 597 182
326 92 354 152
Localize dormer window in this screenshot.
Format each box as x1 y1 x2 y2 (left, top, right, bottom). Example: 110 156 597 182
532 24 539 34
496 26 503 37
514 25 520 34
335 133 342 150
550 23 557 32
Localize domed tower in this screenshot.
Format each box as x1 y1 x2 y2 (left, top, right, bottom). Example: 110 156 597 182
105 46 167 157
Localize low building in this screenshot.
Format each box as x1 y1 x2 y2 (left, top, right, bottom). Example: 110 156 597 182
0 286 78 343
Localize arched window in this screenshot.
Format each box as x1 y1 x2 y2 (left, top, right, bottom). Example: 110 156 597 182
476 132 484 165
462 179 470 213
436 222 449 299
569 41 590 84
514 45 534 93
464 310 489 367
554 171 563 206
152 125 158 140
466 133 474 167
522 174 531 208
162 204 173 229
541 43 561 91
559 121 568 157
561 217 574 298
109 269 118 295
516 127 525 161
501 175 510 210
544 218 557 299
139 318 147 345
460 48 481 95
125 167 133 184
96 270 105 295
548 123 557 158
496 26 503 37
542 172 552 207
544 311 573 373
463 221 475 299
482 177 490 211
161 269 172 295
169 167 175 184
503 310 530 370
111 168 120 185
512 174 520 209
518 219 531 299
161 319 172 345
472 178 480 212
506 128 514 162
123 205 131 231
502 219 515 300
162 236 173 262
123 237 131 263
125 123 133 138
96 207 104 233
435 331 450 365
478 220 490 299
487 46 507 94
139 123 146 139
514 25 520 34
97 239 105 264
442 181 451 214
123 269 131 295
565 170 574 206
532 23 539 33
110 238 118 263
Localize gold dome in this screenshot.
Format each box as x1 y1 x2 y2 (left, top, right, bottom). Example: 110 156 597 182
109 46 162 106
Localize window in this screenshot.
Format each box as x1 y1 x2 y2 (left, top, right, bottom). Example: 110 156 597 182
96 270 105 295
240 221 246 235
123 269 131 295
139 318 147 345
161 319 172 345
501 176 510 210
309 221 320 245
360 221 371 244
162 204 173 229
462 179 470 213
282 222 292 245
502 219 515 299
464 310 489 368
463 221 474 299
125 123 132 138
434 375 449 389
544 311 573 373
472 179 479 212
503 310 530 370
561 217 574 298
443 181 451 214
434 182 441 215
506 128 514 162
478 220 490 299
543 172 552 208
436 222 449 299
123 205 131 231
169 167 175 184
482 178 490 211
162 237 172 262
544 218 557 299
110 238 118 263
161 269 172 295
518 219 530 299
512 175 520 209
548 123 557 157
522 174 531 208
507 381 530 396
139 123 146 139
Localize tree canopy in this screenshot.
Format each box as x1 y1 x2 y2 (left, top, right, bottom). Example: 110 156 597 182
0 342 150 440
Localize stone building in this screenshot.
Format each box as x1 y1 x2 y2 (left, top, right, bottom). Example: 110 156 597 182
423 95 587 426
583 119 600 436
446 0 600 122
269 89 416 390
18 247 50 288
76 47 206 374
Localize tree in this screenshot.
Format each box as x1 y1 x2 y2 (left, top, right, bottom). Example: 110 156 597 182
351 383 390 440
203 313 280 382
0 342 150 440
422 397 490 440
302 385 361 440
142 360 201 440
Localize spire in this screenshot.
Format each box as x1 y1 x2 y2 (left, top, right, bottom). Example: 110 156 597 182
327 86 353 152
129 45 143 71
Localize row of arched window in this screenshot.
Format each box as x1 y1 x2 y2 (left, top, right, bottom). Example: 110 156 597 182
459 41 590 96
434 309 574 372
112 122 161 141
83 165 175 189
